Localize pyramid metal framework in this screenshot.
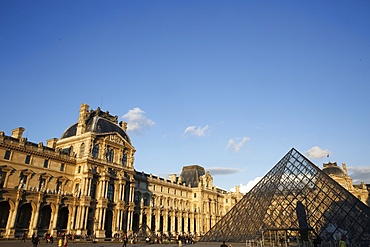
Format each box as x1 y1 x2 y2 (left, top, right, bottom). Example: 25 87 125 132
200 148 370 245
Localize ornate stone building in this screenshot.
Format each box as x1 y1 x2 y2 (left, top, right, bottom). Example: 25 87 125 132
322 161 369 206
0 103 243 239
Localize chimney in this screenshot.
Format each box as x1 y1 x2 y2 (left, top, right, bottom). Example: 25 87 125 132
47 138 59 149
76 103 89 135
12 127 25 139
168 174 177 182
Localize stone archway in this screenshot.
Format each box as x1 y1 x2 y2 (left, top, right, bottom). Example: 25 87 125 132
160 215 164 233
132 213 139 232
38 205 52 229
0 201 10 228
57 207 69 232
86 207 94 236
104 210 113 238
0 201 10 236
151 214 155 232
17 203 32 229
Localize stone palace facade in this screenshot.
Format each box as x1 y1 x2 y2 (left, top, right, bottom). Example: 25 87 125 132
0 103 243 239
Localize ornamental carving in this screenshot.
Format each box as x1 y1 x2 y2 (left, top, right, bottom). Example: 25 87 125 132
108 135 124 145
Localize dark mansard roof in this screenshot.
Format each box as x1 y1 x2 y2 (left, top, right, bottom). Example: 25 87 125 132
61 116 131 144
322 162 346 177
180 165 206 187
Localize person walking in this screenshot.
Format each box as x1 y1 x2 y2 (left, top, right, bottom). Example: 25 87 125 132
221 241 228 247
122 235 128 247
58 237 63 247
339 235 346 247
31 233 39 247
21 232 27 242
63 235 68 247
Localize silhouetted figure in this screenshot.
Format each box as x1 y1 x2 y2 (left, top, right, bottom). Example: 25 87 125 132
21 232 27 242
313 235 322 247
32 233 39 247
339 235 346 247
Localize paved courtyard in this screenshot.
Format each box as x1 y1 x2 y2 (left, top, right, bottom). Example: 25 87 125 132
0 240 249 247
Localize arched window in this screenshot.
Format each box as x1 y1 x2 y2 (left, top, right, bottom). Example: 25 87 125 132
92 144 99 158
79 143 85 157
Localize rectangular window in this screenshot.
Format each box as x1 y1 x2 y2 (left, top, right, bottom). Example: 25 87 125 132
107 184 114 201
78 166 81 173
194 193 197 198
25 155 31 164
90 183 96 199
4 150 10 160
43 159 49 168
60 163 65 171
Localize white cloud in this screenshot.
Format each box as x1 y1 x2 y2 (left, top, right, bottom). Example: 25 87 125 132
305 146 331 159
226 137 250 153
122 107 155 134
346 166 370 184
231 176 263 194
207 167 242 175
184 125 209 137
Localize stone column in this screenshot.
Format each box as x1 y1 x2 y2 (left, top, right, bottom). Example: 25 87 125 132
195 213 200 235
163 210 168 235
51 197 61 236
139 208 143 227
84 206 89 230
155 209 161 234
147 208 152 231
29 200 41 235
127 208 134 235
68 205 76 232
189 213 194 234
101 207 106 230
6 198 20 237
170 211 175 235
184 212 188 233
178 212 182 233
74 205 82 230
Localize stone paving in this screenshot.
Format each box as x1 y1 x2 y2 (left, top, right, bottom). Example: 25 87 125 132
0 240 250 247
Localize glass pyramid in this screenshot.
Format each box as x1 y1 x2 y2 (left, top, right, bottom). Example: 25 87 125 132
200 148 370 245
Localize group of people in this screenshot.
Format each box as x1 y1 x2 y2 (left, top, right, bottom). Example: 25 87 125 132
57 236 69 247
20 232 68 247
44 232 54 243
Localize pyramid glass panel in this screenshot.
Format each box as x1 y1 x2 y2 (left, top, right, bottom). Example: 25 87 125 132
200 148 370 245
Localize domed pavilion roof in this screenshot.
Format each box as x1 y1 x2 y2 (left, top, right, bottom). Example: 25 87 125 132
322 162 346 177
61 106 131 144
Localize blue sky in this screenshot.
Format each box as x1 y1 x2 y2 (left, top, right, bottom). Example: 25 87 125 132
1 1 370 192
